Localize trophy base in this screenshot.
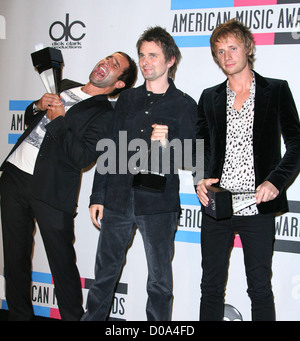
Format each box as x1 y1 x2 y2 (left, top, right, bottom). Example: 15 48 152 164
132 172 166 193
204 185 232 220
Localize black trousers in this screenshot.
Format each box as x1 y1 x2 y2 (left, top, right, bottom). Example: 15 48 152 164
200 212 276 321
0 163 83 320
82 192 178 321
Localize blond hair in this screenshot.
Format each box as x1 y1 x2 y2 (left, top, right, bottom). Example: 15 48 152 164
210 19 256 69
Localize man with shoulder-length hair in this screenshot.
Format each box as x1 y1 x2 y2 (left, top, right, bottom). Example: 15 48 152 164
196 19 300 321
82 26 197 321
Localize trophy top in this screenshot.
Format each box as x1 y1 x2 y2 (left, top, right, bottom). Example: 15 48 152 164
31 47 64 93
31 47 64 69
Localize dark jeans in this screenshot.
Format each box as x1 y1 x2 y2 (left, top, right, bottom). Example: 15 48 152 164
200 212 275 321
0 163 83 320
82 194 178 321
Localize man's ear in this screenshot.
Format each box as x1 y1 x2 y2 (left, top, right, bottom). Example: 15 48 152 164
166 56 175 69
248 42 254 56
115 80 126 90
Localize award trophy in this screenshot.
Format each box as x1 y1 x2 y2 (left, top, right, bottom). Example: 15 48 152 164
31 47 64 94
204 186 257 220
204 185 233 220
132 140 167 193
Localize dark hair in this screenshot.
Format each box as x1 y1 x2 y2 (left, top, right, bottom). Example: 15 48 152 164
136 26 181 79
210 19 256 69
110 52 137 97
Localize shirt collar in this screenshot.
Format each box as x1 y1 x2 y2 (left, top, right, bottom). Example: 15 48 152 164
142 78 176 96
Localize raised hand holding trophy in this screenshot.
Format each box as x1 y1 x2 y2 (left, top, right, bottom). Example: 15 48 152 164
31 47 64 94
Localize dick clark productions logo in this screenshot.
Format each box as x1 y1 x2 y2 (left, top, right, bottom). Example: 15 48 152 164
49 13 86 48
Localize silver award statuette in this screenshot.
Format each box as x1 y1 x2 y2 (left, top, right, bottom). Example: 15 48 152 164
31 47 64 94
204 187 257 220
232 191 257 214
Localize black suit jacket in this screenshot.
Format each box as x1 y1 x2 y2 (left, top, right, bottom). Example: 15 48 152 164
90 79 198 215
197 71 300 214
1 79 113 214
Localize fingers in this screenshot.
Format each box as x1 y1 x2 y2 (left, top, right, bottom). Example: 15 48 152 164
255 181 279 205
36 93 62 111
151 124 168 146
196 178 219 207
89 204 104 228
46 103 65 120
89 206 99 228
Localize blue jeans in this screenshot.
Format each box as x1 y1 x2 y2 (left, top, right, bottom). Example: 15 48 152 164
200 213 275 321
82 194 178 321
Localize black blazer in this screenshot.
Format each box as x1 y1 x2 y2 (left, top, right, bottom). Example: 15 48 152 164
197 71 300 214
1 79 113 214
90 79 198 216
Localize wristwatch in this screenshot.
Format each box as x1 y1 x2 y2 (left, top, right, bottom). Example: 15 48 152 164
32 101 39 114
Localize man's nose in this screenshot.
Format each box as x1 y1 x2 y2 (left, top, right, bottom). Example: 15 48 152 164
141 55 150 65
224 51 231 61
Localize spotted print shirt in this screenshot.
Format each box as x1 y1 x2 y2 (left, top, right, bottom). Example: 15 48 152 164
220 73 258 215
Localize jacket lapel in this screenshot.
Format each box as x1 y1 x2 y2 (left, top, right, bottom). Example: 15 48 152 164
253 71 271 151
213 80 227 148
212 72 272 154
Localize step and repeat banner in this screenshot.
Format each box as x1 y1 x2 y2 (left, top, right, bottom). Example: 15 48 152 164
0 0 299 321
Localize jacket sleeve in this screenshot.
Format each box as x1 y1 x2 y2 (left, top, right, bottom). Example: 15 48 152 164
266 80 300 191
178 95 201 185
196 90 211 181
89 91 130 206
89 169 108 206
45 104 113 169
